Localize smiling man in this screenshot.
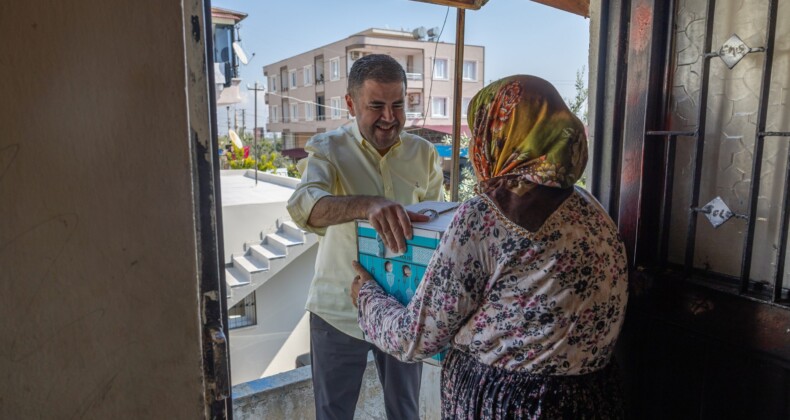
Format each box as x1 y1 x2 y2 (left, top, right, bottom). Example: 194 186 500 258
287 54 444 420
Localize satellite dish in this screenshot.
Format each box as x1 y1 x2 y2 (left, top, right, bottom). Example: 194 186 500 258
233 42 249 65
228 129 244 149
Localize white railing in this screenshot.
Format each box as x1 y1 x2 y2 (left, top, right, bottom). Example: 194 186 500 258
406 112 423 119
406 72 423 80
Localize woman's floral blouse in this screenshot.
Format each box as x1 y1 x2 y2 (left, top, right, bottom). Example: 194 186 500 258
357 187 628 375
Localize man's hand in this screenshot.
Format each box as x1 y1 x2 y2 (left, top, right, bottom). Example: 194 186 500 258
306 195 429 253
367 198 429 253
350 260 373 308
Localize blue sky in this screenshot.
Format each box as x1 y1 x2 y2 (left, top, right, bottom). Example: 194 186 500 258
212 0 590 133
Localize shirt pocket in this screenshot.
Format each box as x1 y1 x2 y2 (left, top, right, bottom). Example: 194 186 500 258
411 184 428 202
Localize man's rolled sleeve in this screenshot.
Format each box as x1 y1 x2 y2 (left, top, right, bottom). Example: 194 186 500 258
286 151 336 236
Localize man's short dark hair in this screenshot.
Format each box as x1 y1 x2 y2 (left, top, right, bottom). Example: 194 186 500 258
347 54 407 99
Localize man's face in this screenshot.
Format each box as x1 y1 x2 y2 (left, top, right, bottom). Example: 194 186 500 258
346 80 406 154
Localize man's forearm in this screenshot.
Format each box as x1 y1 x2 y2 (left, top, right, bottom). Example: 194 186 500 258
307 195 421 253
306 195 376 228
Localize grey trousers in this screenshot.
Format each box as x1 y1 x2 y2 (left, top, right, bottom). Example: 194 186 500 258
310 313 422 420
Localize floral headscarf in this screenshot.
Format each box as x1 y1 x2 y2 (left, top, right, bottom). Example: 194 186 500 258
468 75 588 190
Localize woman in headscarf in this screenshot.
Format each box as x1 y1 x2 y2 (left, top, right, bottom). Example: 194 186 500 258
350 75 628 419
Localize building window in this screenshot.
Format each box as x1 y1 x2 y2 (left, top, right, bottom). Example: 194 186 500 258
270 106 278 123
461 97 471 117
349 50 368 61
433 58 449 80
640 0 790 301
330 97 342 119
289 69 297 89
280 68 288 91
304 102 314 121
431 97 448 118
348 51 371 74
303 65 313 86
290 103 299 122
213 23 234 86
330 57 340 81
269 75 277 92
228 293 257 329
316 95 325 120
462 60 477 81
315 56 325 84
283 132 296 150
407 93 422 118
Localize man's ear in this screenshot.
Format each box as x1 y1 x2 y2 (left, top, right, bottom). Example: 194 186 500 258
345 94 356 117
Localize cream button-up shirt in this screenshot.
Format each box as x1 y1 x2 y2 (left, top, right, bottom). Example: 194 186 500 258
287 120 444 339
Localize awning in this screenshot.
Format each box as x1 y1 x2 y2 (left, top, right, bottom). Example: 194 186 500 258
282 148 308 160
435 145 468 159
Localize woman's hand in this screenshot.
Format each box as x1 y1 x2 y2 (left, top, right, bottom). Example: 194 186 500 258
350 260 373 307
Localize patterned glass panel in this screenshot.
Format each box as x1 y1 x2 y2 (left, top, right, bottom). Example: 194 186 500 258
667 0 790 290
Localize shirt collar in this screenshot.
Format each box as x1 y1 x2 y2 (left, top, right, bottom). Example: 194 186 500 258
350 119 403 157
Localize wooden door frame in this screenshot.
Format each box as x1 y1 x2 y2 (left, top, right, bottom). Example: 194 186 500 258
186 0 233 417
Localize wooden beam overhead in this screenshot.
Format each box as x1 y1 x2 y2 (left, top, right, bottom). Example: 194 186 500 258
411 0 588 17
531 0 589 17
410 0 488 10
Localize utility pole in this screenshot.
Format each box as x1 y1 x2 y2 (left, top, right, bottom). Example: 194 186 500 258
226 106 231 136
241 109 246 137
247 82 267 185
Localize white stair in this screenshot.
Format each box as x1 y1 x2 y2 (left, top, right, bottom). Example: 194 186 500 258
279 220 306 242
225 266 250 288
248 243 285 262
224 219 318 307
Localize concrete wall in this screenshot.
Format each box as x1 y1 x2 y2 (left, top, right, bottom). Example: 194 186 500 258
222 202 292 262
220 170 299 263
233 359 442 419
230 246 317 384
1 1 214 417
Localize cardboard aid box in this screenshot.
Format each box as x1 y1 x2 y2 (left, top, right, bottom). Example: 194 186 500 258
356 201 459 366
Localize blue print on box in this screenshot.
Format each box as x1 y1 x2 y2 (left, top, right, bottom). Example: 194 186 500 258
356 201 459 366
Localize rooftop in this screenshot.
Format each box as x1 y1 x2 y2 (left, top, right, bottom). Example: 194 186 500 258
220 170 299 206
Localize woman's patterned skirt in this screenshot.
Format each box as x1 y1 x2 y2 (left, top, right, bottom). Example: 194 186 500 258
440 348 625 419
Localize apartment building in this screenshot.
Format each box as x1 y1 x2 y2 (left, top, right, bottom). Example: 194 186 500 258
263 27 484 160
212 7 248 107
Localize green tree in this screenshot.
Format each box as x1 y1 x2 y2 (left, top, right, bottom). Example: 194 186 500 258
564 66 589 188
441 133 470 149
221 132 294 175
440 134 477 202
444 166 477 202
286 163 301 178
565 66 588 125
